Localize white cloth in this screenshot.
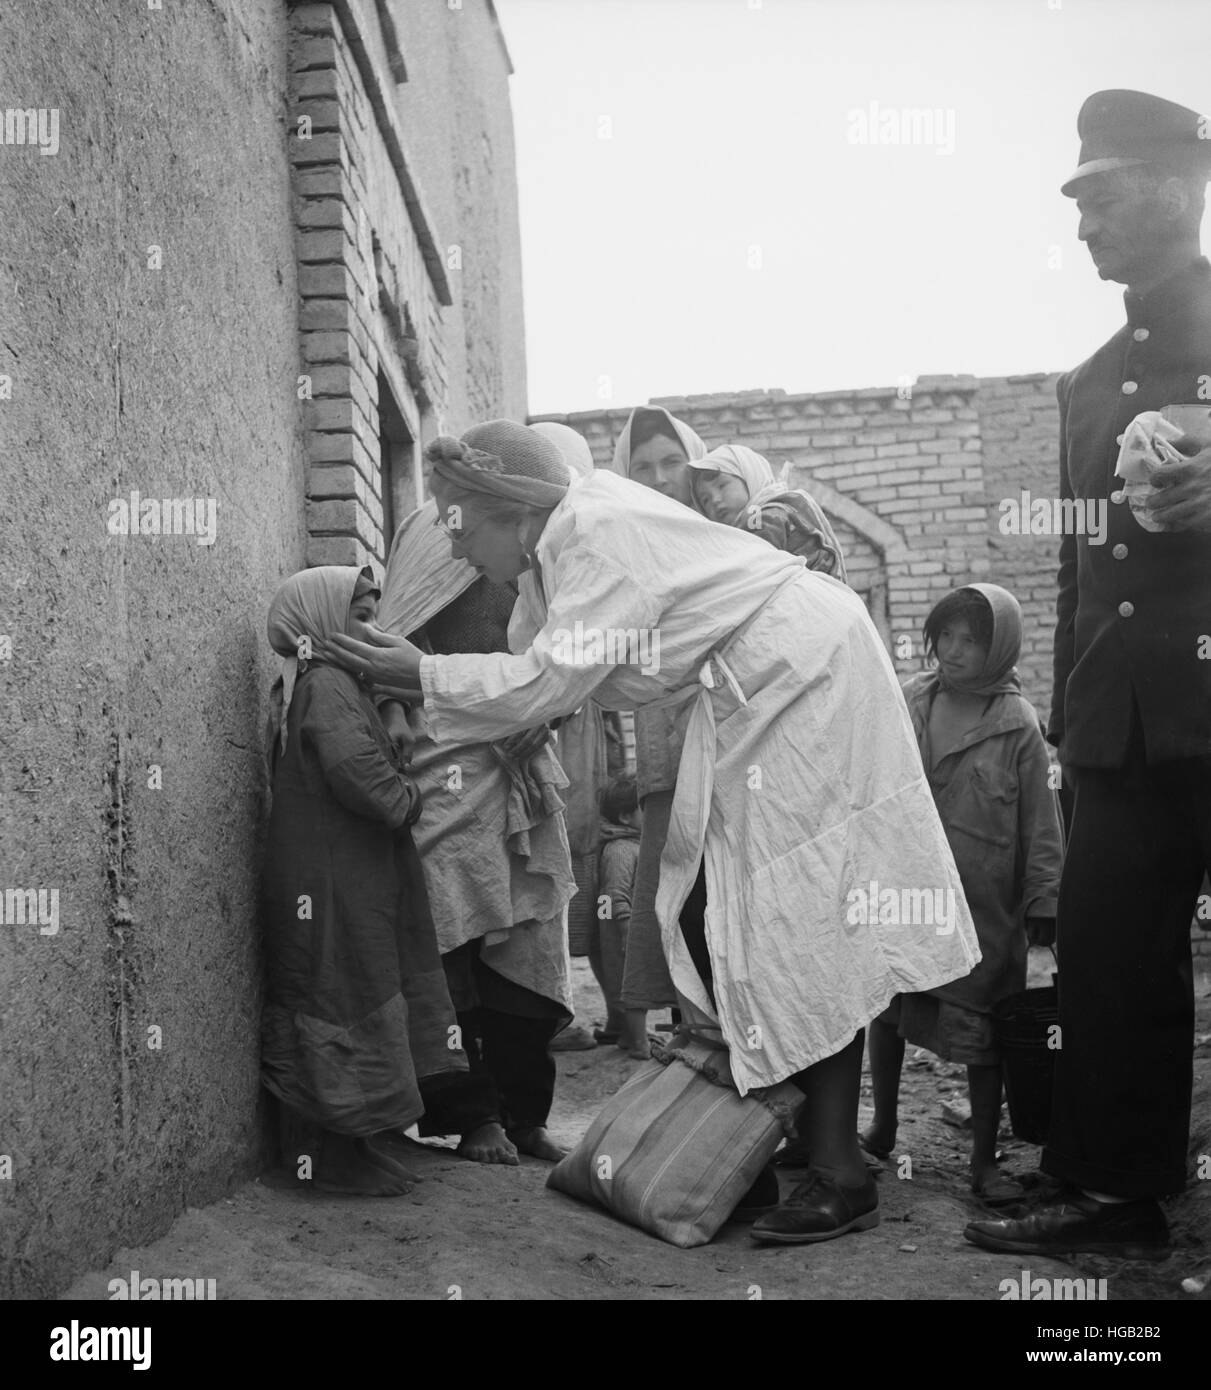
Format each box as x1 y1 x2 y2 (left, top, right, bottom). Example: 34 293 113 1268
1114 410 1185 533
378 500 478 637
420 471 980 1089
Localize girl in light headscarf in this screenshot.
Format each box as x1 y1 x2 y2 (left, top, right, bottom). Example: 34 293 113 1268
688 444 847 580
262 565 473 1196
864 583 1063 1206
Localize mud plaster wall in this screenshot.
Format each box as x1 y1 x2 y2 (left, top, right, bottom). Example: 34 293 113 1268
0 0 307 1296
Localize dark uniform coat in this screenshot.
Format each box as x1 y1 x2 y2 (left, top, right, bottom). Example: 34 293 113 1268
1050 256 1211 767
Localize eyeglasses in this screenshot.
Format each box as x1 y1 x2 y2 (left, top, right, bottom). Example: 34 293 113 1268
433 512 485 544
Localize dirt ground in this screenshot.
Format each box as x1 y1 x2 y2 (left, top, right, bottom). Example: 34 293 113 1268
62 953 1211 1302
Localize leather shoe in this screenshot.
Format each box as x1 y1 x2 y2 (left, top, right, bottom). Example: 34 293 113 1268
750 1169 879 1244
771 1137 813 1169
964 1193 1170 1260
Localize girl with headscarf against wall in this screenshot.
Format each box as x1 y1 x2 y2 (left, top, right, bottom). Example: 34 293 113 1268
375 493 577 1166
324 421 983 1244
863 584 1063 1205
262 565 476 1195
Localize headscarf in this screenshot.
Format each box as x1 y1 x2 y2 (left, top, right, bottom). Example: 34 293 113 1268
532 421 595 479
428 420 571 510
687 444 848 580
266 564 379 755
687 443 775 514
927 582 1023 698
378 500 477 640
610 404 706 478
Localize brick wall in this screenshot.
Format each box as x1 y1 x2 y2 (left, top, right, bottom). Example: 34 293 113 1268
978 373 1065 708
287 0 526 571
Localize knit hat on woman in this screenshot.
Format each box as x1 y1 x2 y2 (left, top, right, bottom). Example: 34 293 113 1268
426 419 571 507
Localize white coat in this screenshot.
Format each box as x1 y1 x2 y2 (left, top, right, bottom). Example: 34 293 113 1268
420 471 980 1092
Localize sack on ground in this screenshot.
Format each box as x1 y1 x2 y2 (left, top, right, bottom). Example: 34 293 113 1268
546 1034 801 1247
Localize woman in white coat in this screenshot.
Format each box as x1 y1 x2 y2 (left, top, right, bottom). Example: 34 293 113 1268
327 419 980 1244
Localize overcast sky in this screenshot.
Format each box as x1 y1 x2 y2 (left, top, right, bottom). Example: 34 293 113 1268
496 0 1211 416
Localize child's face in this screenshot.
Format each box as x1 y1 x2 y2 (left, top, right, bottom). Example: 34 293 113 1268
347 591 379 630
692 469 750 524
936 618 988 682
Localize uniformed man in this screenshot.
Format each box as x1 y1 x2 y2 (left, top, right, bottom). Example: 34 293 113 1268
967 90 1211 1258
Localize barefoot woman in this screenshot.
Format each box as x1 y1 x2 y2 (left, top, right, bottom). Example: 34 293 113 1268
328 421 982 1242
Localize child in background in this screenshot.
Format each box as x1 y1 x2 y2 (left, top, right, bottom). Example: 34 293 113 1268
863 583 1063 1205
593 774 649 1059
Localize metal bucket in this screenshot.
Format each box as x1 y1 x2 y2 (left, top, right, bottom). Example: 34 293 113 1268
995 978 1059 1145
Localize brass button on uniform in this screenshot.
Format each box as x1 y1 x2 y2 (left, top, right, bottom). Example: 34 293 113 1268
1121 380 1139 395
1118 600 1135 618
1133 328 1150 342
1113 543 1128 559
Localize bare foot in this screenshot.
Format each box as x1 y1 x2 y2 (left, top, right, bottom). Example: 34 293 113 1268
457 1121 520 1165
507 1126 567 1162
971 1164 1025 1206
312 1135 416 1196
367 1130 424 1181
617 1022 652 1059
859 1125 895 1159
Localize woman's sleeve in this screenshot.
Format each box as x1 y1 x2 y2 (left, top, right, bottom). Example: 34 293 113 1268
1016 723 1064 920
302 671 419 829
420 546 665 745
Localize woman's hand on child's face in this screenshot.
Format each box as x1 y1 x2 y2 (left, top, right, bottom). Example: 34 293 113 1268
322 626 424 698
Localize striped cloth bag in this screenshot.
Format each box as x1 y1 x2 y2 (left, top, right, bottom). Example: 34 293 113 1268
546 1035 802 1247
